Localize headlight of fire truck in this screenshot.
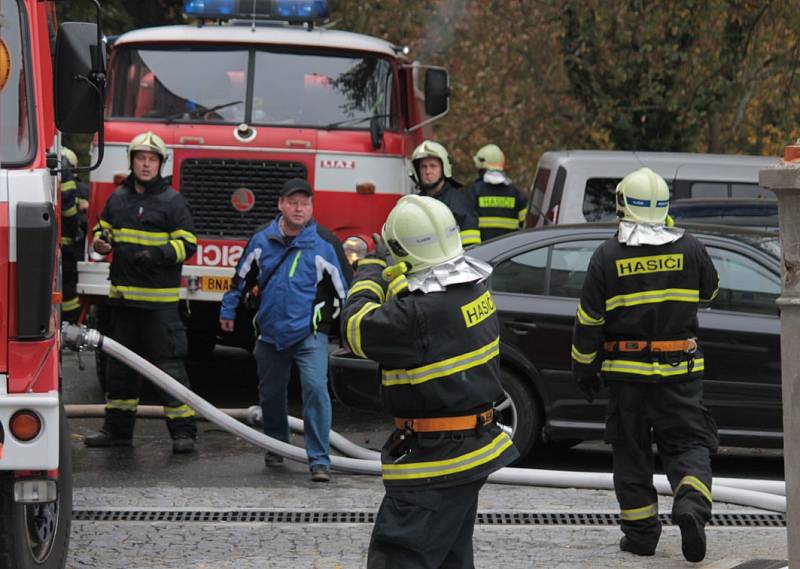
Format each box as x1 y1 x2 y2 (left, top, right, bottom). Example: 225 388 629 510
342 236 368 265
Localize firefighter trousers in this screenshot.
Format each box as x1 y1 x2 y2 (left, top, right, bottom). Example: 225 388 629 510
367 477 486 569
604 379 718 550
103 305 197 440
61 244 80 323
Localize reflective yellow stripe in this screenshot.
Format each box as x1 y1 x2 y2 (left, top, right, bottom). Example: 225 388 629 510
701 277 720 302
478 196 516 209
60 180 77 192
620 503 658 521
99 219 112 229
169 240 186 262
164 404 196 420
571 345 597 365
62 205 78 217
382 432 513 480
382 336 500 387
106 398 139 412
61 236 74 245
577 304 604 326
606 288 699 312
460 229 481 246
349 280 385 303
112 227 170 246
387 275 408 300
357 258 387 267
601 358 704 377
517 208 526 223
677 475 713 503
346 302 380 358
62 297 81 312
169 229 197 244
109 285 181 303
478 216 518 229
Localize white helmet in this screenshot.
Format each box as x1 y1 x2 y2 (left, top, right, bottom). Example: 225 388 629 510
60 147 78 168
128 131 168 171
615 167 670 224
473 144 505 171
381 195 462 274
411 140 453 179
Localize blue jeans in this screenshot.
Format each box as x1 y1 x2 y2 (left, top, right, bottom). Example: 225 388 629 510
254 333 331 469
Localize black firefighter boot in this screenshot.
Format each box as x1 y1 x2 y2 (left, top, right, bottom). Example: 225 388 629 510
673 489 709 562
85 409 134 447
84 429 132 447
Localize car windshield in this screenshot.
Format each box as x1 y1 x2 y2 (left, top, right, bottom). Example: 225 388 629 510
107 46 396 129
0 0 34 166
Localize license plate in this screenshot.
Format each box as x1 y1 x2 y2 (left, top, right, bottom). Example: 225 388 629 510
200 276 232 292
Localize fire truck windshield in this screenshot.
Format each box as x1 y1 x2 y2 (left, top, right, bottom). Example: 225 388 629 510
108 46 396 130
0 0 34 166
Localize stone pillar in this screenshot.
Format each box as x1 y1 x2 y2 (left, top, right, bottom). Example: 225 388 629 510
760 148 800 568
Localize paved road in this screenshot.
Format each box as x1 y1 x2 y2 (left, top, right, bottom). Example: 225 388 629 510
62 346 788 568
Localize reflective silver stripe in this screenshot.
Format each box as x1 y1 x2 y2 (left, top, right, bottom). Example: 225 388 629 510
109 285 181 303
382 432 513 480
382 337 500 386
387 276 408 299
571 345 596 364
606 288 699 312
346 302 380 358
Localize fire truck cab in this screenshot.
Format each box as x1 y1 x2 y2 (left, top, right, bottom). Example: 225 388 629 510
1 1 104 567
81 0 449 355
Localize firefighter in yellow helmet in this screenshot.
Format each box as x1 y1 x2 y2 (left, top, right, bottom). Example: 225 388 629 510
571 167 720 562
85 131 199 454
342 195 517 568
59 147 82 323
468 143 527 241
411 140 481 247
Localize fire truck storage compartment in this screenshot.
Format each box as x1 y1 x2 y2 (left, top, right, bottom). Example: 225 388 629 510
180 158 306 239
15 202 56 338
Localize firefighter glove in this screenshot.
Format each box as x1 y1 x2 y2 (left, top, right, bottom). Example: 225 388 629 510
575 372 600 403
369 233 392 263
133 247 163 269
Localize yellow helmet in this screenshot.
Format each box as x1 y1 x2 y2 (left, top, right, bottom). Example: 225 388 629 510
411 140 453 179
128 131 168 170
473 144 505 171
615 167 670 224
60 147 78 168
381 195 462 274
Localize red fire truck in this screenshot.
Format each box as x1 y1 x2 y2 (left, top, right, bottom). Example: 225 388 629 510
0 0 104 566
80 0 450 355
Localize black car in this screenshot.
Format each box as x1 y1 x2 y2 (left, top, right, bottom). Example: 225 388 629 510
330 223 782 459
669 197 778 230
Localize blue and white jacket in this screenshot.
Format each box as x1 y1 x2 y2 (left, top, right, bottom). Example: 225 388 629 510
220 217 350 350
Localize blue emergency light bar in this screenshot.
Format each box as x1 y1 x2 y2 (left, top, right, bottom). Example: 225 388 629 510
183 0 330 23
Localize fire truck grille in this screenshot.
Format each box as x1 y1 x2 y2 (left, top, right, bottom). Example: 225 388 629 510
179 158 307 239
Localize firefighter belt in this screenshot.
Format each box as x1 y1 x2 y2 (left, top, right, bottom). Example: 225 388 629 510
394 409 494 433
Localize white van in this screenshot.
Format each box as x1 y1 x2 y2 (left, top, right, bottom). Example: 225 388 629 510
525 150 779 227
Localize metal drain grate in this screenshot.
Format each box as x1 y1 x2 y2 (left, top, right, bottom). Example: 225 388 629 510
72 510 785 527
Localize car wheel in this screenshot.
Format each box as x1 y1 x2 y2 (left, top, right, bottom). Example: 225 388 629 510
0 404 72 569
496 368 541 460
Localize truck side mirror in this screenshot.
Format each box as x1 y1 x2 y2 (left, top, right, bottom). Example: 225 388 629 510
54 22 104 134
369 116 384 150
424 68 449 117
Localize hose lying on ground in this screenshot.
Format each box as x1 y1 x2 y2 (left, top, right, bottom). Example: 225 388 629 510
62 325 787 512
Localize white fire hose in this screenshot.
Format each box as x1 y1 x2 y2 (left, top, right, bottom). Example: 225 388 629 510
62 325 786 512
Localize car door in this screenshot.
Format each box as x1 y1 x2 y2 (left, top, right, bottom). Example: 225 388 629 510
490 237 606 429
696 241 782 442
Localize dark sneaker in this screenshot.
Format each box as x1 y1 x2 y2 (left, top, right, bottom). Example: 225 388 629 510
172 435 196 454
310 465 330 483
84 430 132 448
676 512 706 562
619 536 656 556
264 451 284 467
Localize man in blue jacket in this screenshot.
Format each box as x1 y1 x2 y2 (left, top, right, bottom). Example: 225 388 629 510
219 178 349 482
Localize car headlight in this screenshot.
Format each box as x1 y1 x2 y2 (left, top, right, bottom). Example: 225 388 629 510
343 236 368 265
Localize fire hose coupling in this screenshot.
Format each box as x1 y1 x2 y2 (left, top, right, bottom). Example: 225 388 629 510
61 323 103 352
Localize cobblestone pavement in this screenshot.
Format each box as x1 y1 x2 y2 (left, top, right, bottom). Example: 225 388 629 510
69 467 788 569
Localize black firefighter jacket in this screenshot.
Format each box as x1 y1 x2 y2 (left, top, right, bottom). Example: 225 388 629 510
93 175 197 309
468 179 527 241
420 182 481 247
342 259 518 489
572 232 719 383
